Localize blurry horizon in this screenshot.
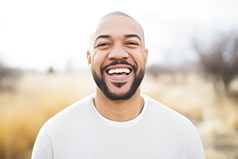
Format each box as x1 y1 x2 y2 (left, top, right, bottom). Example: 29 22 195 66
1 0 238 72
1 1 238 157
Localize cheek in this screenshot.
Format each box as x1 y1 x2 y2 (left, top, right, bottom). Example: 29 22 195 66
133 52 147 67
91 53 105 74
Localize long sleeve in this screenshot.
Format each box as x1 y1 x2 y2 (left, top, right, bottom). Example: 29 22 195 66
31 125 54 159
185 126 205 159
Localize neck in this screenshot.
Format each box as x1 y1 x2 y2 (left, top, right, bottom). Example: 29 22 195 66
94 88 144 122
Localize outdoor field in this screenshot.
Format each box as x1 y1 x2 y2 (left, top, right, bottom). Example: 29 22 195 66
0 72 238 159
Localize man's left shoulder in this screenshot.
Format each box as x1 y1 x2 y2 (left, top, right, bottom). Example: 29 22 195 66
145 96 197 129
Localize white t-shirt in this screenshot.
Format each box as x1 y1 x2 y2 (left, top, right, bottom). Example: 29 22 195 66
32 94 205 159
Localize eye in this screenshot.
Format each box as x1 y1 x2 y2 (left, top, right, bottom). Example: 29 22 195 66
125 41 139 48
95 42 111 49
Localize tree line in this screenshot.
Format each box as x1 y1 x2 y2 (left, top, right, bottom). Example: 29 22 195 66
147 31 238 96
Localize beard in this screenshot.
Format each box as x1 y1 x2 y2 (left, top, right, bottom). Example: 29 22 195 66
92 60 145 100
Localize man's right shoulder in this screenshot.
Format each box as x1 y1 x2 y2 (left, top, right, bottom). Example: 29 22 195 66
39 94 94 132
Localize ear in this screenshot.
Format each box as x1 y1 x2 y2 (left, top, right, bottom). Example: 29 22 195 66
86 50 91 65
144 48 148 64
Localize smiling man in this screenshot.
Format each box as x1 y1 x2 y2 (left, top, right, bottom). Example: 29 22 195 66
32 11 205 159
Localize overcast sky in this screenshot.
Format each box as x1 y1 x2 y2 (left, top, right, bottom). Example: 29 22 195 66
0 0 238 72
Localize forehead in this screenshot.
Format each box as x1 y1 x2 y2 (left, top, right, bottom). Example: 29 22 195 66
93 15 144 41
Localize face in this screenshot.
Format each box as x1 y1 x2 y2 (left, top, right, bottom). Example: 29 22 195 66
87 14 148 100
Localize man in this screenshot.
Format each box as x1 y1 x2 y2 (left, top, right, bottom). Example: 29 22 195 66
32 11 205 159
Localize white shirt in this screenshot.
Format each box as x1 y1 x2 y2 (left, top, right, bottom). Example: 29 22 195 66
32 94 205 159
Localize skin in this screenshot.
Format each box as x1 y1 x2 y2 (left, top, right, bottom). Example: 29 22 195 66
87 12 148 122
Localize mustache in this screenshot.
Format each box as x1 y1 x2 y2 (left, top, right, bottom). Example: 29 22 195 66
101 60 136 72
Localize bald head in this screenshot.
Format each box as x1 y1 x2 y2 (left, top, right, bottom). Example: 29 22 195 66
102 11 144 38
89 11 145 50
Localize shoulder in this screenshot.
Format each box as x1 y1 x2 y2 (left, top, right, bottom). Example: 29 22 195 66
145 95 188 119
141 95 205 158
52 94 93 120
144 95 197 131
39 94 94 133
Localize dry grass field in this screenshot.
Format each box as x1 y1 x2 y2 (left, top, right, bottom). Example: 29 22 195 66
0 72 238 159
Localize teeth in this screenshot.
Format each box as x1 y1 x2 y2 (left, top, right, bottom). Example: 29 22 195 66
108 68 130 75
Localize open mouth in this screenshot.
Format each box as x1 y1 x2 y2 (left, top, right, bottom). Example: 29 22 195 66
104 65 133 82
107 68 131 75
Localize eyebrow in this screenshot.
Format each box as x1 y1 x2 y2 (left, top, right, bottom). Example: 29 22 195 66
95 35 111 41
125 34 142 41
95 34 142 41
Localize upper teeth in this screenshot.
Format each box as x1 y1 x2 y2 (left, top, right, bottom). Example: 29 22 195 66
108 68 130 74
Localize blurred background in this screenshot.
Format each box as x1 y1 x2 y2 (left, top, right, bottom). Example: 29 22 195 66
0 0 238 158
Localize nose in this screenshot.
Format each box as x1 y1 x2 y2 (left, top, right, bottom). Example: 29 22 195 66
108 42 129 60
